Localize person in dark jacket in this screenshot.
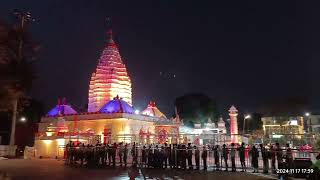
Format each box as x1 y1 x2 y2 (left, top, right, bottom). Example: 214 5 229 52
181 145 187 169
112 143 117 167
123 144 128 167
147 145 153 168
169 144 174 168
172 144 177 169
213 145 220 171
270 145 276 173
131 142 137 167
222 144 229 171
107 144 112 166
285 143 293 169
230 143 236 172
250 145 259 173
238 143 246 172
194 146 200 170
202 145 208 170
142 145 147 167
260 144 269 173
275 143 283 170
187 143 193 170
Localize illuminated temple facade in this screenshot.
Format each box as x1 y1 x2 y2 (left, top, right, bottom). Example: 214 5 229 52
34 29 179 158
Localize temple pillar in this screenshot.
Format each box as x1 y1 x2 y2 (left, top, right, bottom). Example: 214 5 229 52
229 106 239 144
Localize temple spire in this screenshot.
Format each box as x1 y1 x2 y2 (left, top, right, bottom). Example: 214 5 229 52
106 29 115 45
106 17 115 45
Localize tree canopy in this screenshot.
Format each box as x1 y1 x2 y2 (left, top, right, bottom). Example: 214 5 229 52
0 18 39 111
174 93 218 127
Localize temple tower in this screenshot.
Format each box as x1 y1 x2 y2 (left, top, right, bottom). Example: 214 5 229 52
88 29 132 112
229 105 239 143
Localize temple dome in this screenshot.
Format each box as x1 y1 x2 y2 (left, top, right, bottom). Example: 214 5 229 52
99 95 134 113
47 99 77 116
141 101 167 118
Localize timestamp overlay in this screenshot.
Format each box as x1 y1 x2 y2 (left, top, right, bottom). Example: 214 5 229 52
276 168 314 174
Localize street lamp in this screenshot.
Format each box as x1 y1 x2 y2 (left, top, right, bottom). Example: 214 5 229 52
243 114 251 135
134 109 140 114
20 117 26 122
305 112 312 133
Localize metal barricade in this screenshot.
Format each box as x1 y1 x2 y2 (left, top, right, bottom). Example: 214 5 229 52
64 144 320 172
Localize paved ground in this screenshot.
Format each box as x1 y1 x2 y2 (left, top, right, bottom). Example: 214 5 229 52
0 159 275 180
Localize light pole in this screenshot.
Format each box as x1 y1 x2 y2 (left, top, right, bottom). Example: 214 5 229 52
242 114 251 135
9 10 34 146
305 112 311 133
13 10 35 61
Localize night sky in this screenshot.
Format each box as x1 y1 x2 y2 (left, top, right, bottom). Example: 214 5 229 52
1 1 319 117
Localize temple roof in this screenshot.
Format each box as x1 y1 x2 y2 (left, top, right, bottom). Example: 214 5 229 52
141 101 167 119
47 98 77 116
99 95 134 114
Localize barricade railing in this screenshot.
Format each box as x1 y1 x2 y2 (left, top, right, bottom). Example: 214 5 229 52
64 145 320 171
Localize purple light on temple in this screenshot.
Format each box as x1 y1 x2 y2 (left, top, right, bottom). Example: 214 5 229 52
47 104 77 116
99 96 134 114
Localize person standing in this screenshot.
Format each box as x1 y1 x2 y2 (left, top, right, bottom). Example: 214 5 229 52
164 143 169 168
172 144 177 169
123 144 128 167
181 145 187 170
202 145 208 170
230 143 236 172
112 143 117 167
187 143 193 170
131 142 137 167
222 144 229 171
65 142 71 165
250 145 259 173
118 143 123 167
107 144 112 166
147 145 153 168
102 143 107 166
194 146 200 170
238 143 246 172
141 145 147 167
270 145 276 173
213 145 220 171
160 146 166 169
260 144 269 173
168 144 174 168
79 143 85 167
285 143 293 169
275 143 283 170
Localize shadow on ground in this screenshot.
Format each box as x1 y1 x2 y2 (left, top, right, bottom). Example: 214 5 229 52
0 159 273 180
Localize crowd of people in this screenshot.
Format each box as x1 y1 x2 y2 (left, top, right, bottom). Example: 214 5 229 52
64 141 304 174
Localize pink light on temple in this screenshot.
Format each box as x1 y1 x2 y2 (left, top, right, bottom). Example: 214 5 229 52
88 29 132 112
229 105 239 144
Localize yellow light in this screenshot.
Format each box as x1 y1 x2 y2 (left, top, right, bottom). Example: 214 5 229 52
46 132 54 136
56 139 65 146
43 140 52 145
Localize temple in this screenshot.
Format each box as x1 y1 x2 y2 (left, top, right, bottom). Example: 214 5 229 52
34 28 228 158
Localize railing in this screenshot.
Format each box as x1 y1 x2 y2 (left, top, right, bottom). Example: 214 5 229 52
64 145 319 171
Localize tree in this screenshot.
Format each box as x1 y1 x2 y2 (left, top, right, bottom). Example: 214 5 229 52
174 93 218 127
0 15 39 145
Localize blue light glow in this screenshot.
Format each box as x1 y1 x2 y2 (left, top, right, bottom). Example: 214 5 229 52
99 99 134 114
